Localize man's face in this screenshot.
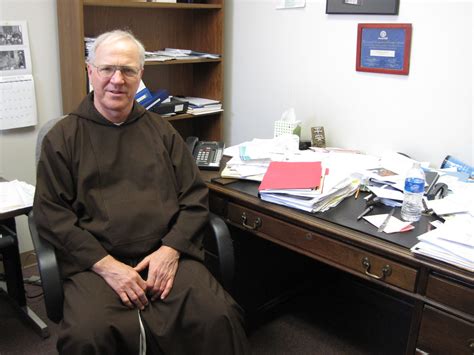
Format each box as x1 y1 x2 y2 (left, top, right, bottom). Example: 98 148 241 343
87 39 143 122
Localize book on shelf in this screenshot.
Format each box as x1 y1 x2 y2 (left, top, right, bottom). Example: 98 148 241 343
149 97 189 116
176 96 223 115
135 82 170 110
179 96 221 107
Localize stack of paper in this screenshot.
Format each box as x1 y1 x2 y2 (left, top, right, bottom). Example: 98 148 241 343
181 96 223 115
147 48 221 61
220 136 308 181
411 215 473 272
258 161 360 213
164 48 221 59
0 180 35 213
261 175 359 213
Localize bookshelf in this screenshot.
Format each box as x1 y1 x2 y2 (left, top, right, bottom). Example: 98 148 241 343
57 0 224 140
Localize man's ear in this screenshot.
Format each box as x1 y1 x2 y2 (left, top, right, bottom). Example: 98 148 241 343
86 63 93 78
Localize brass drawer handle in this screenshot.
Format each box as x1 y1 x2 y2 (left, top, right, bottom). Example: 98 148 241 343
361 257 392 280
241 212 261 230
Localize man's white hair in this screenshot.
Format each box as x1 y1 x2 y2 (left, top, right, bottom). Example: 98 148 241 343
87 29 145 68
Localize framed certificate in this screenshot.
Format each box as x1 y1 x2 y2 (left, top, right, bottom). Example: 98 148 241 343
356 23 412 75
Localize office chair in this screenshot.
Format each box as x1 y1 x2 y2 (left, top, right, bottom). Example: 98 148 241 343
28 117 235 324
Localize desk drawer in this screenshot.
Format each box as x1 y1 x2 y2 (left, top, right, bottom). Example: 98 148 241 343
226 203 417 292
417 305 474 354
425 274 473 316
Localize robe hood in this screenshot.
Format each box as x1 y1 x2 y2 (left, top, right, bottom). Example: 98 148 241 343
72 92 147 126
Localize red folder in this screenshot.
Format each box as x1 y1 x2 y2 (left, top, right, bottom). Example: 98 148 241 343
258 161 322 191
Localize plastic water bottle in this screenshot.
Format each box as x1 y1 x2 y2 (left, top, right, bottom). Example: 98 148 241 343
401 162 425 222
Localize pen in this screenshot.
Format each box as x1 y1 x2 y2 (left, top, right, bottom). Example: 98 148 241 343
378 208 395 233
319 168 328 194
354 187 360 199
357 205 374 220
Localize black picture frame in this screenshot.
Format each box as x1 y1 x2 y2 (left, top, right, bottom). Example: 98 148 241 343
326 0 399 15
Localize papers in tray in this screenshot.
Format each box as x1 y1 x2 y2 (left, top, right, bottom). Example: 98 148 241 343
411 214 474 272
0 180 35 213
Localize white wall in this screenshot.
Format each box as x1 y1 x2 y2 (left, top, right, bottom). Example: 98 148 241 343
0 0 62 253
224 0 473 167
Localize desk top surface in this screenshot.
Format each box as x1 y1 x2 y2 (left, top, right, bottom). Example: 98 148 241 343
205 175 438 251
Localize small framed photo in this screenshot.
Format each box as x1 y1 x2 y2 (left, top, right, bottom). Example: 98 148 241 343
326 0 399 15
356 23 412 75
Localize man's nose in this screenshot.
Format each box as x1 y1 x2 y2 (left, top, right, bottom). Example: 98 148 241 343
110 68 125 83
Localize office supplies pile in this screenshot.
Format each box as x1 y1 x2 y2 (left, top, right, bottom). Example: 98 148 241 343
409 169 474 271
220 135 304 181
258 161 360 213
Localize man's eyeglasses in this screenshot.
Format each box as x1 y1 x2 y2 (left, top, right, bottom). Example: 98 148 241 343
92 64 141 79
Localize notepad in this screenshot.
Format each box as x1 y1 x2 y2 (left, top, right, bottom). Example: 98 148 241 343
258 161 322 192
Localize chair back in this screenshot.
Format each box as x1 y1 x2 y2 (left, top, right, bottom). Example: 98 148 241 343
29 115 67 323
35 116 66 166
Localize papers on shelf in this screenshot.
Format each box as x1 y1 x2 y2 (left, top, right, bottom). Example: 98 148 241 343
145 48 221 61
411 214 474 271
178 96 223 115
164 48 221 59
144 52 175 62
0 180 35 213
85 38 221 62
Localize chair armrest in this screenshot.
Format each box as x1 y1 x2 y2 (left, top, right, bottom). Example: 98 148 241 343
28 211 63 323
205 213 235 291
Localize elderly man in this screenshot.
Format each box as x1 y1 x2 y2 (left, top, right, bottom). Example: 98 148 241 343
34 30 248 354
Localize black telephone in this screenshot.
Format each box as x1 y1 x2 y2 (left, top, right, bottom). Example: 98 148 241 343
186 136 224 170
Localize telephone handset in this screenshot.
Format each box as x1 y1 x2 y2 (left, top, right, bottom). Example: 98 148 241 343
186 136 224 170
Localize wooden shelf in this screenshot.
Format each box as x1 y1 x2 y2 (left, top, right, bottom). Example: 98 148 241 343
84 0 222 10
57 0 224 141
165 111 223 122
145 58 221 66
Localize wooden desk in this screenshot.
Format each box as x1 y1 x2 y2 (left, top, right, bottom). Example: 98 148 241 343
0 195 49 338
202 171 473 354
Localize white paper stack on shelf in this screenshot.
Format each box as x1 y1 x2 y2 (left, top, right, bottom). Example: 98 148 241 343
144 51 175 62
164 48 221 59
149 48 221 61
181 96 223 115
0 180 35 213
411 215 474 272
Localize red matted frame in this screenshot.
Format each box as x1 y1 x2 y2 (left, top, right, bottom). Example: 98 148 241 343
356 23 412 75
